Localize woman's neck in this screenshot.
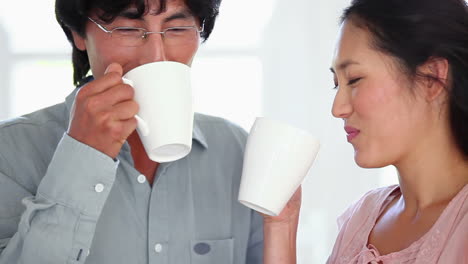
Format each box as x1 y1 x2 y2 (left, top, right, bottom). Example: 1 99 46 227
395 142 468 210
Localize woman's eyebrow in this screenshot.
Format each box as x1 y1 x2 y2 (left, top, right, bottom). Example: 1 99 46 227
330 59 360 74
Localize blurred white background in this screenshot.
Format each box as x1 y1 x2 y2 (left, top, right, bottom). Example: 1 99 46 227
0 0 398 262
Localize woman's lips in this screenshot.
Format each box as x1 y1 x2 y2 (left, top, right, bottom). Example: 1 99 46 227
344 126 360 142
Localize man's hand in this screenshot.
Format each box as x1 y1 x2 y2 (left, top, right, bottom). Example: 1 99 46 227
68 63 139 159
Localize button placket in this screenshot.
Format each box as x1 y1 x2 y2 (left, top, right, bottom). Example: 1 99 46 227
148 164 169 262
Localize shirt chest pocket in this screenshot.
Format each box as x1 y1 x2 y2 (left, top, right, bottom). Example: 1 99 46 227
190 238 234 264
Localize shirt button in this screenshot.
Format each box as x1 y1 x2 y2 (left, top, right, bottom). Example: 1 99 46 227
94 183 104 193
137 174 146 184
154 243 163 253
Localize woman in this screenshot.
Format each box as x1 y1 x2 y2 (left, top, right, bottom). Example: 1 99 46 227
263 0 468 263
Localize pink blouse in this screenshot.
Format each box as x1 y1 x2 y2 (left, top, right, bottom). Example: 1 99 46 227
327 184 468 264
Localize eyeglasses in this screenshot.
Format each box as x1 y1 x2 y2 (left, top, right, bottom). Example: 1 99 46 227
88 17 203 47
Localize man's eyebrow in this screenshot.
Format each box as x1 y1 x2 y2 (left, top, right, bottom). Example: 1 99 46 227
114 8 195 23
118 10 144 20
162 10 195 23
330 59 360 74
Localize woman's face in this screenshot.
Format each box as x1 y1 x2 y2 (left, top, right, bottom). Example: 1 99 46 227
331 20 433 168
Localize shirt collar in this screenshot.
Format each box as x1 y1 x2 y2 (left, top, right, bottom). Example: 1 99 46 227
65 77 208 150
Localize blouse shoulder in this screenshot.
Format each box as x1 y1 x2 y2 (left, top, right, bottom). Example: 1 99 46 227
337 185 399 229
327 185 399 264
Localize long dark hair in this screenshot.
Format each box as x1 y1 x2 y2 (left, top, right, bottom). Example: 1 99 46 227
55 0 220 86
341 0 468 158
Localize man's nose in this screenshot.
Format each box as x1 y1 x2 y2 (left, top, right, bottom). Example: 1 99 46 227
138 33 168 64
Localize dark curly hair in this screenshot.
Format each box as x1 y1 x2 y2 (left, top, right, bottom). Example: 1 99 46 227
56 0 221 86
341 0 468 159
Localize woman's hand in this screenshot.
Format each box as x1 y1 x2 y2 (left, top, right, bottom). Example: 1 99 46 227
262 186 302 264
264 186 302 224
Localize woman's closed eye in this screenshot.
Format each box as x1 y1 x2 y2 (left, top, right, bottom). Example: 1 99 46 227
332 77 362 90
347 77 362 86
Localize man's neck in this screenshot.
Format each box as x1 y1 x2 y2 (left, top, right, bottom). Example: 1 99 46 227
127 131 159 185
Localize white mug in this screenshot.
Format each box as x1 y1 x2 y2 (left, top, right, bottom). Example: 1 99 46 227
122 61 193 163
238 117 320 216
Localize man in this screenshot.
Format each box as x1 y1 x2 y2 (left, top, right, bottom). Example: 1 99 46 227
0 0 263 263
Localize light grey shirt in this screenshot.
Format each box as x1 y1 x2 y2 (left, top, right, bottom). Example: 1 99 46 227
0 87 263 264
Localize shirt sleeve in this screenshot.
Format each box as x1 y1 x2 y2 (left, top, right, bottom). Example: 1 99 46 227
0 133 118 264
245 209 264 264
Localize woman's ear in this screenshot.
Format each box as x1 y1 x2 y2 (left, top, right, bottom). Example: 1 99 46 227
71 31 87 51
417 57 449 101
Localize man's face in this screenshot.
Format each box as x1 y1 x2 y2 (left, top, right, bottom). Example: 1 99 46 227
73 0 201 78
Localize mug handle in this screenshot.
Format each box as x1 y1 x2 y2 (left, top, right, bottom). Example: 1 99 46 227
122 78 150 137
